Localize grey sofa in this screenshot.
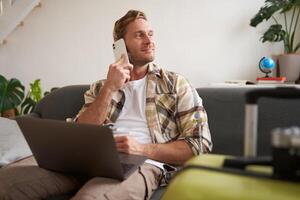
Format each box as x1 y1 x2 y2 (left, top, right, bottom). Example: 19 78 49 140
16 85 300 199
200 87 300 156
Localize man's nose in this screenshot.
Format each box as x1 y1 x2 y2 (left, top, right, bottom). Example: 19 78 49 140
144 34 152 44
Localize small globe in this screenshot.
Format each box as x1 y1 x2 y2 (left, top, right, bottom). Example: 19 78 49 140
259 57 276 77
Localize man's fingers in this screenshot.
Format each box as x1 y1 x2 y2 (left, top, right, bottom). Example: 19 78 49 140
114 135 128 142
120 55 133 70
121 53 127 61
123 72 131 81
121 66 132 72
115 54 128 65
115 54 125 65
121 53 130 63
116 142 129 149
113 54 133 72
115 139 130 153
120 61 133 71
121 68 131 75
124 64 133 71
117 148 129 154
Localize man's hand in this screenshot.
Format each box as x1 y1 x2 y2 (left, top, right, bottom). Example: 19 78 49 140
114 135 194 165
77 54 132 125
114 135 145 155
105 54 133 92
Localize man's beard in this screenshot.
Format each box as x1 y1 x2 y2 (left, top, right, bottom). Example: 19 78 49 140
128 53 155 67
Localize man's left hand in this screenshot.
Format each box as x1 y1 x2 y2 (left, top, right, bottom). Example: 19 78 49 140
114 135 145 155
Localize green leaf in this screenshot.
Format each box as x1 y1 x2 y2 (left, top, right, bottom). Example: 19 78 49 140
0 75 8 111
261 24 286 42
20 79 43 115
284 36 291 53
0 75 25 113
280 1 294 13
295 0 300 6
21 97 36 115
250 6 277 26
290 30 295 51
294 42 300 52
250 0 288 27
250 0 300 53
29 79 42 102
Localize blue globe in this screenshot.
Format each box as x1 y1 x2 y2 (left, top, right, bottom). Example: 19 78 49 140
261 57 275 69
259 57 276 77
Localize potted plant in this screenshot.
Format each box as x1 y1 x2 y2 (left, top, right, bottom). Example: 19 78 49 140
0 74 47 118
0 74 25 118
20 79 43 115
250 0 300 82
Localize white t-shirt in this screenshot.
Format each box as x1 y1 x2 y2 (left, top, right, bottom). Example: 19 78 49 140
113 76 164 170
113 75 151 144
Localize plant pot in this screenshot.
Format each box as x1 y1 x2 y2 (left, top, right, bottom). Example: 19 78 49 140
1 109 16 118
278 54 300 83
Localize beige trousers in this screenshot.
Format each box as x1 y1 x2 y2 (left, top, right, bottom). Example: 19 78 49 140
0 156 163 200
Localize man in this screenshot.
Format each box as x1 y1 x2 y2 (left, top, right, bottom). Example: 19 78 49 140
72 10 212 199
0 10 211 200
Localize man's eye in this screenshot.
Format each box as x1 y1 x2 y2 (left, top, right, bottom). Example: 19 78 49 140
135 33 142 38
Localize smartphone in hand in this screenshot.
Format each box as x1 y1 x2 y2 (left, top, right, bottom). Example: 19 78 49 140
112 39 129 62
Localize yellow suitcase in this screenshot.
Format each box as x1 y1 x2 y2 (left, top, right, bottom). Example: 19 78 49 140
163 88 300 200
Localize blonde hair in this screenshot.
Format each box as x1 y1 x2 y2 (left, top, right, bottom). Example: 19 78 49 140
113 10 147 41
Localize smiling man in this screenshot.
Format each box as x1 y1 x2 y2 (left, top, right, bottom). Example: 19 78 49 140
0 10 212 200
74 10 212 200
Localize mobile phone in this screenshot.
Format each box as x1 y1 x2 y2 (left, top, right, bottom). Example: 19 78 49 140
112 38 128 61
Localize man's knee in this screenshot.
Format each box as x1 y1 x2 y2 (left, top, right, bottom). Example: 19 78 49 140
73 164 162 200
0 156 41 199
0 166 48 200
0 163 81 200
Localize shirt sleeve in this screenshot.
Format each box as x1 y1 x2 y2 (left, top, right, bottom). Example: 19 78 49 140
175 75 212 155
73 80 103 122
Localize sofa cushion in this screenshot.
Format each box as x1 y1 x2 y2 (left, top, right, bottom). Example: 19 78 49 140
0 117 32 166
35 85 89 120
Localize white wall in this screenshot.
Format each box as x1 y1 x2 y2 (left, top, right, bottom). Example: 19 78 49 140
0 0 286 91
0 0 40 44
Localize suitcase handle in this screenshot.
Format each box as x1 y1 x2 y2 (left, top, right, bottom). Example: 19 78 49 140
244 87 300 157
246 87 300 104
223 156 272 170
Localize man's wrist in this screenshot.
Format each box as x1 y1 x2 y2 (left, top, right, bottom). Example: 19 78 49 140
142 143 158 159
102 82 118 93
92 82 116 113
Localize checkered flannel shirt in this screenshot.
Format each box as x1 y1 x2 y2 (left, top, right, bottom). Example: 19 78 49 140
76 63 212 155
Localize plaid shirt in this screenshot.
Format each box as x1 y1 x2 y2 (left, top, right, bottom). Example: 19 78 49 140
76 63 212 155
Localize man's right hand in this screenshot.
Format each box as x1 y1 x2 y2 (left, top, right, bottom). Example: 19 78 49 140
105 54 133 92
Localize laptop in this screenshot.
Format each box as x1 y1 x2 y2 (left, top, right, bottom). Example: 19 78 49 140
16 117 147 181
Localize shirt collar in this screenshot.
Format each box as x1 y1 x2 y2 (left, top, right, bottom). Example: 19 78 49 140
147 63 161 77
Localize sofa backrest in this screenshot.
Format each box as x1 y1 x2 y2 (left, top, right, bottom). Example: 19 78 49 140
34 85 300 156
34 85 89 120
197 87 300 156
